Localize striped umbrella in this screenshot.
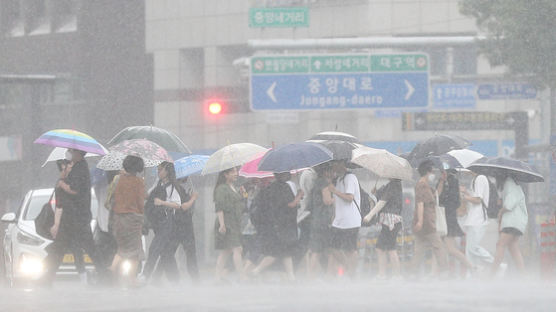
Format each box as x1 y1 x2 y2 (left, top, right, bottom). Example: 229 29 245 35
34 129 107 155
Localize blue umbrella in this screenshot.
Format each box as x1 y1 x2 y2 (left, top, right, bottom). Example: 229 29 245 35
467 157 544 183
258 142 333 173
174 155 209 179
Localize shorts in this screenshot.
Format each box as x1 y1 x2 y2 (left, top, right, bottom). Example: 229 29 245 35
376 222 402 251
330 227 359 251
501 227 523 236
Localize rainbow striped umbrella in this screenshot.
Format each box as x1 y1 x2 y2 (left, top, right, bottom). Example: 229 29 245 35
34 129 107 155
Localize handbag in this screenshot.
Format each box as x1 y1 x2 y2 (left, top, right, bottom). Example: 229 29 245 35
35 190 55 240
435 191 448 237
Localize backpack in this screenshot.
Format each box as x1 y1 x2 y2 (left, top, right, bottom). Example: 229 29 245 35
249 186 268 231
144 182 169 230
473 176 501 219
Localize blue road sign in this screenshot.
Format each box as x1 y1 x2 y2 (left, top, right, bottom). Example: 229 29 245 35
477 82 537 100
432 83 476 109
250 72 428 110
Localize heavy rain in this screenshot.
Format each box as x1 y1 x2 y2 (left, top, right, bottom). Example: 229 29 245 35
1 0 556 311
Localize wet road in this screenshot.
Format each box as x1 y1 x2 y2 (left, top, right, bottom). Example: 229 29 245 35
1 278 556 311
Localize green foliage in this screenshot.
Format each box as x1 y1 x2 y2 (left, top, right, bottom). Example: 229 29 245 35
460 0 556 88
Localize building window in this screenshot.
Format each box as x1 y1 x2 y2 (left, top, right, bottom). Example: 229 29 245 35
1 0 24 37
25 0 50 35
53 0 77 33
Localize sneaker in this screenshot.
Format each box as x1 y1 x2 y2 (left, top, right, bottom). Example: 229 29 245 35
496 263 508 278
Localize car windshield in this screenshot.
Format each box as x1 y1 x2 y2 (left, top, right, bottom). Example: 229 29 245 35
24 192 98 221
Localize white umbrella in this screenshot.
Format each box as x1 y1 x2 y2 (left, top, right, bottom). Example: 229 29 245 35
447 149 484 168
201 143 268 175
351 146 414 181
41 147 104 167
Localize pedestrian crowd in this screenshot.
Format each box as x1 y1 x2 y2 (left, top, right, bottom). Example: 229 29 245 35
38 145 531 287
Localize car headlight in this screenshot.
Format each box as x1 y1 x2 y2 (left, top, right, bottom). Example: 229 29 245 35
17 229 44 246
19 254 44 275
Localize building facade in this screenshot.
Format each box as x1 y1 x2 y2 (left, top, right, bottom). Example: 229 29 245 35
145 0 549 260
0 0 153 213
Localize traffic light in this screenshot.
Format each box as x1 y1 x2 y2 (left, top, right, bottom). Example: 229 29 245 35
204 99 227 118
208 101 223 115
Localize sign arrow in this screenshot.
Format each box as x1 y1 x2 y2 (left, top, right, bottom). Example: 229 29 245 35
267 82 277 103
404 79 415 101
313 60 321 70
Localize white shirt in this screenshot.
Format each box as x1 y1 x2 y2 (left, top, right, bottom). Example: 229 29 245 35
332 173 361 229
464 174 489 227
165 185 182 213
299 168 316 212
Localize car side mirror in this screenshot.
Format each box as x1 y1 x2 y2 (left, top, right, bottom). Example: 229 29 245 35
1 212 16 223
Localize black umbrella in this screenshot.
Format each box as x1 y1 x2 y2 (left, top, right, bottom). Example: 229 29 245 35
317 140 359 160
108 125 191 156
408 134 471 166
467 157 544 183
308 131 360 143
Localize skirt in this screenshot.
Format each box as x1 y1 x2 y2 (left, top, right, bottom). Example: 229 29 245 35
112 213 145 261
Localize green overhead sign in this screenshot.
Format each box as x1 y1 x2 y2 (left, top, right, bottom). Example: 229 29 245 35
249 7 309 28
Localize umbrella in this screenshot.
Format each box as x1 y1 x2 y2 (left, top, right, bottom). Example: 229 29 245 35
447 149 484 168
437 154 464 170
239 151 273 178
239 151 306 178
316 140 359 160
108 125 191 154
407 134 471 166
467 157 544 183
96 139 172 171
351 146 414 181
258 142 333 173
308 131 360 143
34 129 107 155
202 143 268 175
41 147 102 167
174 155 209 179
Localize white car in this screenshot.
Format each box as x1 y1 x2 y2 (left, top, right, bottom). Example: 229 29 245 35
1 188 97 287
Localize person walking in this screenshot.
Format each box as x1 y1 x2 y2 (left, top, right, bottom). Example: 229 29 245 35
141 161 182 283
410 160 447 278
363 179 403 280
214 167 246 282
490 174 527 276
42 148 106 286
328 160 361 279
307 164 335 278
161 176 200 283
461 171 494 270
437 169 474 275
251 172 304 281
109 155 146 285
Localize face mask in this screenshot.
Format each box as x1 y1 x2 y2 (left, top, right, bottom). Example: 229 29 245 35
65 151 73 161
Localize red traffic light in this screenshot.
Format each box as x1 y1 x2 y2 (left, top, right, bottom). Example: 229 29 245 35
208 101 223 115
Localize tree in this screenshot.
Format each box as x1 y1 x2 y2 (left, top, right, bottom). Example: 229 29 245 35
460 0 556 88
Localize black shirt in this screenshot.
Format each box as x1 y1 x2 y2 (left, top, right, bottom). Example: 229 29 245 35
439 173 461 212
267 181 297 243
66 159 92 223
376 180 403 216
